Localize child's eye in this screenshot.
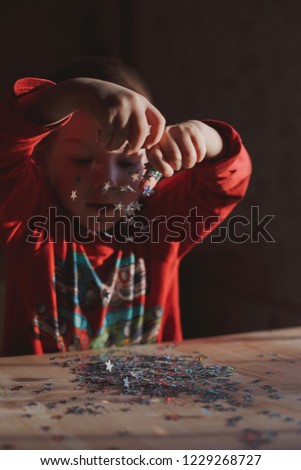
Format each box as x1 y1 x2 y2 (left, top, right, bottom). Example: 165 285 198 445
118 160 140 169
72 158 93 165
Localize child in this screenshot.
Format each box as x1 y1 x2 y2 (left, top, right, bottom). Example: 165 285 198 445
0 57 252 356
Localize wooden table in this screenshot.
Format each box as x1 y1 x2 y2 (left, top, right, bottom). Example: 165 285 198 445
1 327 301 450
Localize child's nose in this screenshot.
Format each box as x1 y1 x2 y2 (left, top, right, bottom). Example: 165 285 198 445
91 160 119 189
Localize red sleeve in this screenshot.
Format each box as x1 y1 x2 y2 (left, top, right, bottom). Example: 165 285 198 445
0 78 71 254
141 120 252 259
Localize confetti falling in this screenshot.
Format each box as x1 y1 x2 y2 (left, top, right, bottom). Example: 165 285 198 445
102 181 111 192
114 202 123 212
70 190 77 202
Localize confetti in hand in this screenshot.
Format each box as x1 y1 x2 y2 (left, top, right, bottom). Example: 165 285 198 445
140 164 162 195
142 185 154 197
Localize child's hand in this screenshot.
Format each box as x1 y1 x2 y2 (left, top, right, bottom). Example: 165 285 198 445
19 78 166 154
141 120 224 192
72 78 166 153
145 121 207 178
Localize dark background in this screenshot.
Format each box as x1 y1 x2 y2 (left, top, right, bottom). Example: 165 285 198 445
0 0 300 341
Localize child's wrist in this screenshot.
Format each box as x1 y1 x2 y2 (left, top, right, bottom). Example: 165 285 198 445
188 120 225 160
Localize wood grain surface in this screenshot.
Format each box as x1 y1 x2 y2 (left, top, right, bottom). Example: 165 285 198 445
0 327 301 450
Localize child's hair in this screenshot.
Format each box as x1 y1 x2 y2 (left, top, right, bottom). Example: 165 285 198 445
47 56 152 101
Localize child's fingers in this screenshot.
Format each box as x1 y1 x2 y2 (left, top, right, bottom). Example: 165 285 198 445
155 133 183 171
188 124 207 163
104 113 130 151
146 146 174 178
143 106 166 149
168 127 198 169
127 111 151 153
139 164 163 193
98 111 117 148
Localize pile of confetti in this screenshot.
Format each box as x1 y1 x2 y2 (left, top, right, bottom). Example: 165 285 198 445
49 352 256 410
3 350 301 450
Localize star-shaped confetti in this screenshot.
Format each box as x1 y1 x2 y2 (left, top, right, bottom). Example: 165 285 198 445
125 203 136 216
126 185 136 193
123 377 130 389
128 217 136 226
130 371 140 379
114 202 123 212
132 201 143 211
142 186 153 197
70 190 77 201
102 181 111 192
131 172 140 182
143 168 162 182
120 185 129 192
105 360 114 372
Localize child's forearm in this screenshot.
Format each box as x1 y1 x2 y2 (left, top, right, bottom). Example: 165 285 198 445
17 78 87 126
187 120 225 160
18 78 119 127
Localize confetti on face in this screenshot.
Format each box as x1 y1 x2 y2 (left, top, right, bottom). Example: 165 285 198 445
131 172 140 182
126 185 136 193
70 190 77 202
102 181 111 192
114 202 123 212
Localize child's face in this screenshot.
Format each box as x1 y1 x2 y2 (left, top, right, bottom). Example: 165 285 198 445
44 111 147 233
